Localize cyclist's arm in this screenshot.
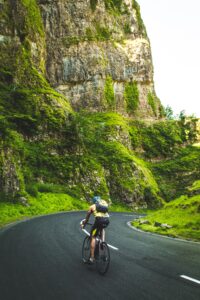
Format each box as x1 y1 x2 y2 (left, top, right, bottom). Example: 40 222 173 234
83 205 95 225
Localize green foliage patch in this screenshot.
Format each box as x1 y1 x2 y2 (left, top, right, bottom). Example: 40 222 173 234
20 0 44 38
104 0 123 12
90 0 98 11
132 1 147 35
124 81 139 114
104 76 115 109
150 146 200 201
73 112 161 206
0 193 88 228
132 193 200 241
129 118 198 159
147 92 157 116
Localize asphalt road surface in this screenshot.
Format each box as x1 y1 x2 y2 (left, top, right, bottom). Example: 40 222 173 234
0 212 200 300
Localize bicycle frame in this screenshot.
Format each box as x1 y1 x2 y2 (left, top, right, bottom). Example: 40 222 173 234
81 220 110 275
80 220 105 241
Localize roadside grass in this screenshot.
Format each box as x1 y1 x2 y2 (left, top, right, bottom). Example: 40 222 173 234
132 194 200 241
0 193 89 228
0 192 133 228
109 202 133 212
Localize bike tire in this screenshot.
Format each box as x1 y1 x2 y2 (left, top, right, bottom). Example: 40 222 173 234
82 236 90 263
96 242 110 275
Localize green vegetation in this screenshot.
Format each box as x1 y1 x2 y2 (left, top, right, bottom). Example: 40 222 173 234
0 190 133 227
72 112 162 207
188 180 200 193
63 25 112 46
124 81 139 113
104 76 115 109
132 192 200 241
90 0 98 12
123 22 132 34
110 202 133 212
104 0 123 13
150 146 200 201
147 92 157 116
20 0 44 38
95 23 111 40
129 116 199 159
0 193 88 228
132 1 147 36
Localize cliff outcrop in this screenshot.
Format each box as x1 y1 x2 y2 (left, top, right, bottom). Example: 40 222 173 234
38 0 162 118
0 0 164 208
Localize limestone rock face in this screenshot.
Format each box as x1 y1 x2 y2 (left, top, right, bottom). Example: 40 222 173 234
0 148 24 199
0 0 163 206
38 0 161 119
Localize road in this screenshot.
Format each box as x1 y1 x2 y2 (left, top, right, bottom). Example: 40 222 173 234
0 212 200 300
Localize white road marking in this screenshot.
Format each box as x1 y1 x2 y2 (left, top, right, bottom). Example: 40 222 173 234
107 243 119 251
124 215 136 217
180 275 200 285
80 220 119 251
82 228 90 236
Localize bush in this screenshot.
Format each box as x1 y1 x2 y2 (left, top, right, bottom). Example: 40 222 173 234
124 81 139 114
104 76 115 109
26 184 38 197
147 92 157 116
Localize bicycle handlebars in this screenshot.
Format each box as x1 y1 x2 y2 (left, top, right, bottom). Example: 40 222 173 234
80 219 93 228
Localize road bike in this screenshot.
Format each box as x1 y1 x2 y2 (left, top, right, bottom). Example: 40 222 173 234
81 221 110 275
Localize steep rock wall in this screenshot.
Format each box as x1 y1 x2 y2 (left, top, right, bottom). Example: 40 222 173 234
0 0 163 207
38 0 162 119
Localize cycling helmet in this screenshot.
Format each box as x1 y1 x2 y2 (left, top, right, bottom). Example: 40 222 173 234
92 196 101 204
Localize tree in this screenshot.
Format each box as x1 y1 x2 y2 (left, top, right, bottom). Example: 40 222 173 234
164 105 174 120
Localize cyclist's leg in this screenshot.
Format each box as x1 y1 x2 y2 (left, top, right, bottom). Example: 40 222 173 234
90 236 96 260
90 222 98 260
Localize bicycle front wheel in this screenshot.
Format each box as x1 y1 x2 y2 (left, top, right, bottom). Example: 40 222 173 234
96 242 110 275
82 236 90 263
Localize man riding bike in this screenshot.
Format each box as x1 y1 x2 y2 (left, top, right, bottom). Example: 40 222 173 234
81 196 110 264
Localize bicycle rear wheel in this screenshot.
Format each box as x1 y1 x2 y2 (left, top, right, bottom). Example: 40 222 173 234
82 236 90 263
96 242 110 275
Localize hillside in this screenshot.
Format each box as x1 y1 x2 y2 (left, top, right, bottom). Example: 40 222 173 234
132 179 200 241
0 0 164 208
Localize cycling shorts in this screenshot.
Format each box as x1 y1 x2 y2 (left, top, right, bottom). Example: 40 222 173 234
91 217 110 237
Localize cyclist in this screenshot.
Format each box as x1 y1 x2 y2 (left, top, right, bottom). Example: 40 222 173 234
81 196 110 264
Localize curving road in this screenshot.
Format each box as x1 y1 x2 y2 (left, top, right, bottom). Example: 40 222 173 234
0 212 200 300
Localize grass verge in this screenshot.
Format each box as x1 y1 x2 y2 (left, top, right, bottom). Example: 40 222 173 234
131 194 200 241
0 193 89 228
0 193 133 228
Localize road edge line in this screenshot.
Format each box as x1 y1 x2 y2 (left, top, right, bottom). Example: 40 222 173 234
180 275 200 285
127 221 200 245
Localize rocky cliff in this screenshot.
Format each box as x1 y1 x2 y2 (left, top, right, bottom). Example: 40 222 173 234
0 0 165 208
39 0 162 118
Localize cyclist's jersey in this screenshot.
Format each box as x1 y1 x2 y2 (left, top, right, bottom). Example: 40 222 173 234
93 200 109 218
93 208 109 218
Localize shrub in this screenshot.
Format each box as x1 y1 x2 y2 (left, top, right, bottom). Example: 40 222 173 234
132 0 147 35
104 0 123 12
26 184 38 197
124 81 139 113
147 92 157 116
104 76 115 109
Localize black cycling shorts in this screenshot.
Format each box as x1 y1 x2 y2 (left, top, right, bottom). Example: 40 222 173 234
91 217 110 237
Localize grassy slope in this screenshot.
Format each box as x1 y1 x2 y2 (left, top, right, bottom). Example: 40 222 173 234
132 182 200 241
0 192 131 228
0 193 88 228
